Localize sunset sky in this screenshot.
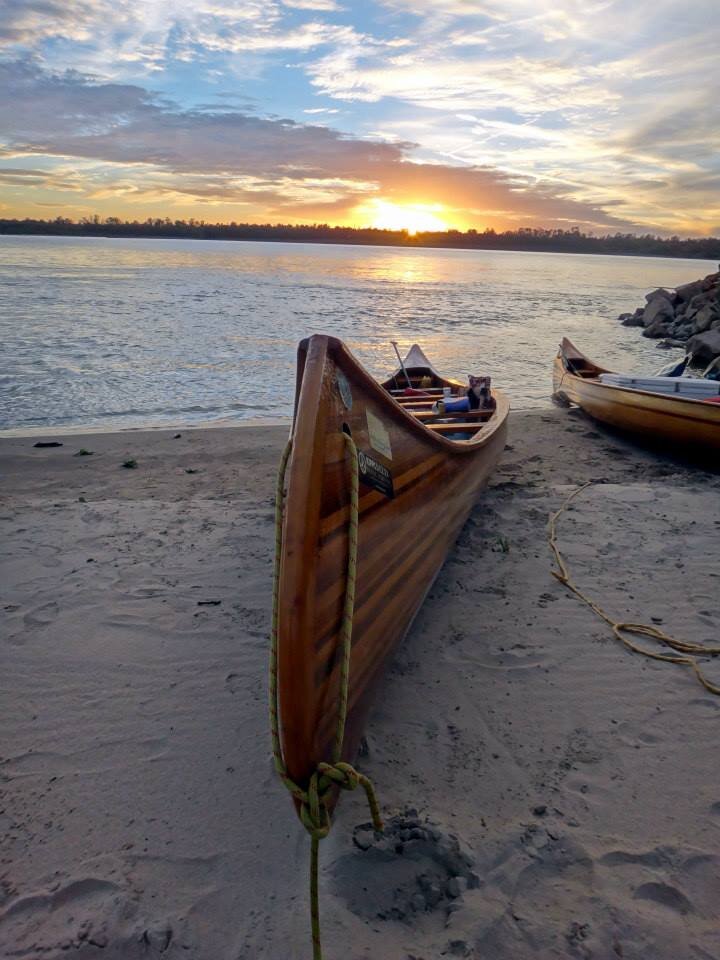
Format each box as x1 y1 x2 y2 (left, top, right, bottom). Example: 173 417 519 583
0 0 718 235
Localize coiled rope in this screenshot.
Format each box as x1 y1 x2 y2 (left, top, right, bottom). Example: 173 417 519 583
269 435 383 960
549 482 720 695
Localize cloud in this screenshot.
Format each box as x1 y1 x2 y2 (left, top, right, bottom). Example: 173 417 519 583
0 65 407 181
0 60 637 230
308 46 619 113
282 0 344 9
0 0 109 45
195 20 362 54
0 0 359 78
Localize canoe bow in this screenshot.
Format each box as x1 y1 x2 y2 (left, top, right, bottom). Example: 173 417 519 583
275 335 509 808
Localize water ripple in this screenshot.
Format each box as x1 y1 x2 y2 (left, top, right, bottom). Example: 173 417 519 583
0 236 713 432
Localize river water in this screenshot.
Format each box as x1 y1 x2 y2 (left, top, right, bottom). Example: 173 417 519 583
0 235 714 433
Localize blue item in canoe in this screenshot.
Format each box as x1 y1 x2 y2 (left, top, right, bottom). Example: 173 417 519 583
443 397 470 413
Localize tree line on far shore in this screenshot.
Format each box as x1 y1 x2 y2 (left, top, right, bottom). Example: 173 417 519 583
1 216 719 259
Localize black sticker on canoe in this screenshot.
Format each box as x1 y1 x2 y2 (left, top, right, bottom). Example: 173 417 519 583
358 449 394 499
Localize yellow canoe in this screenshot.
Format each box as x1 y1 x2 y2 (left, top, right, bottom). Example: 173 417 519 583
553 337 720 453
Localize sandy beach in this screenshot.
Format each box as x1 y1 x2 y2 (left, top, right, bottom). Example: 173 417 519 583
2 409 719 960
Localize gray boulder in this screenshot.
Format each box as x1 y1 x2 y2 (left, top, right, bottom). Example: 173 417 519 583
701 270 720 291
621 307 645 327
686 328 720 365
674 279 705 303
642 296 675 335
671 322 695 340
643 318 673 338
644 287 675 305
692 288 716 307
692 302 720 334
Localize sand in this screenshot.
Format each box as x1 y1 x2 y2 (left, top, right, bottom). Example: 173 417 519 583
1 410 719 960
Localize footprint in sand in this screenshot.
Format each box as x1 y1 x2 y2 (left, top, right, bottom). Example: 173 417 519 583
599 848 668 869
23 600 59 629
687 698 720 720
1 876 122 954
633 881 694 915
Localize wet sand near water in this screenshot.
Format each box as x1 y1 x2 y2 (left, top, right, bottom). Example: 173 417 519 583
1 410 719 959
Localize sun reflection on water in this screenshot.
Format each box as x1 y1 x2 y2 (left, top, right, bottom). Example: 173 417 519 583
1 235 715 431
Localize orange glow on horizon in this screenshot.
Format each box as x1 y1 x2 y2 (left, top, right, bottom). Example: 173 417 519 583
354 198 453 234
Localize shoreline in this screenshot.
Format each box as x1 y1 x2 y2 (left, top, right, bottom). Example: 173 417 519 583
2 230 719 261
2 408 719 959
0 406 553 440
0 415 292 440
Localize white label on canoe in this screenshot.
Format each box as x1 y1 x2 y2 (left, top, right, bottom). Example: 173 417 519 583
366 409 392 460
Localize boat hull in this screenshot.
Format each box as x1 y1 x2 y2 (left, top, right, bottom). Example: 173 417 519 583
277 336 509 795
553 339 720 453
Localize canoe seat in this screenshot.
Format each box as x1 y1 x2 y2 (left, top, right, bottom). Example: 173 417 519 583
412 409 495 422
389 387 445 395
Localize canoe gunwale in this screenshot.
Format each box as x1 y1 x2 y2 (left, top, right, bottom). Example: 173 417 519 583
301 335 509 455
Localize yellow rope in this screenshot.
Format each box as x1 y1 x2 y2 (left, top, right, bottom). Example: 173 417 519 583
269 435 383 960
549 482 720 695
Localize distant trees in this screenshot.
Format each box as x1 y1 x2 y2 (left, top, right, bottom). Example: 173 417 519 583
0 216 718 259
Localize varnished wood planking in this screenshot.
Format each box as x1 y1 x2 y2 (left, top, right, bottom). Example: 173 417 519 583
553 338 720 452
277 336 509 794
317 451 447 542
314 432 501 648
313 458 494 681
318 456 462 642
311 436 505 753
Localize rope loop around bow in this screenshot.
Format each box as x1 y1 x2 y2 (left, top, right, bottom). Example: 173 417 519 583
293 761 383 842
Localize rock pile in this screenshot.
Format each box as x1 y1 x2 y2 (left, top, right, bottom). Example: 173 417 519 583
618 266 720 365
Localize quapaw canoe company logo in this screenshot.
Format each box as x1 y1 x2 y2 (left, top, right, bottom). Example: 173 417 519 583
358 450 394 499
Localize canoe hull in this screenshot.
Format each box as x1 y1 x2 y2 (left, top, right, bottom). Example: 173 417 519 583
277 336 509 794
553 339 720 453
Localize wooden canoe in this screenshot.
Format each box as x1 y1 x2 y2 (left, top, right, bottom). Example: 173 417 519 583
553 337 720 453
276 336 509 811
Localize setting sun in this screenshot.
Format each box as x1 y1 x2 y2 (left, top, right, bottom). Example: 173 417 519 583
357 199 451 234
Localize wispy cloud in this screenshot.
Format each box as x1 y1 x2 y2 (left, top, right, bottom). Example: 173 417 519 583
0 0 108 45
282 0 345 10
